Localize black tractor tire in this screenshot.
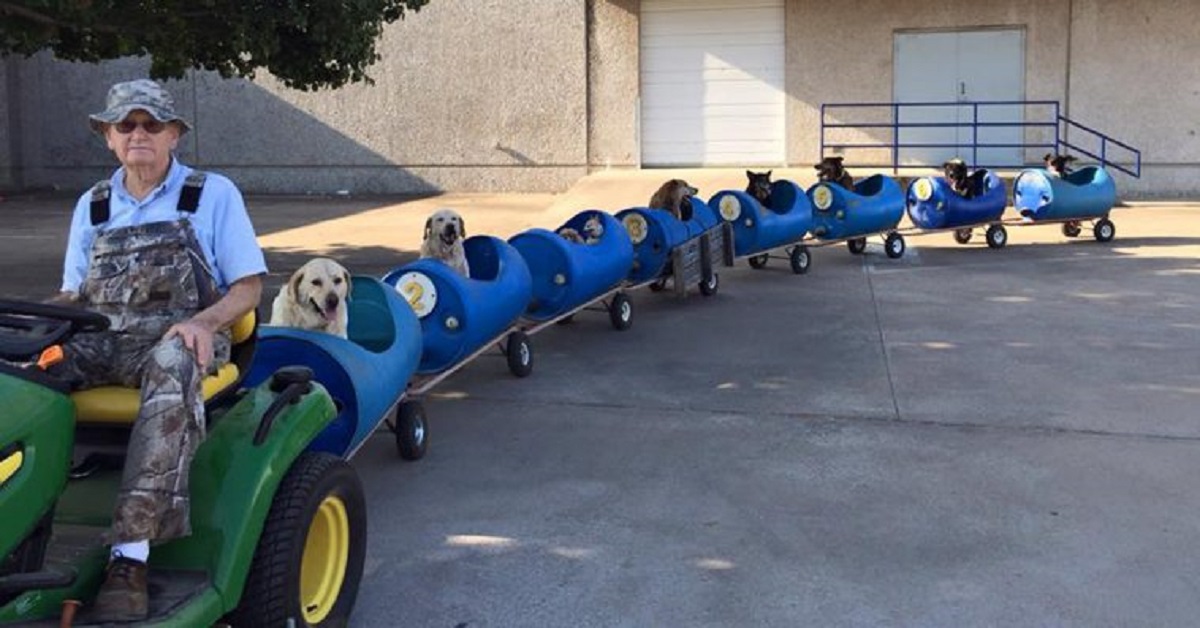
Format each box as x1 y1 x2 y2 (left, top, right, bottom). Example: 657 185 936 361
229 452 366 628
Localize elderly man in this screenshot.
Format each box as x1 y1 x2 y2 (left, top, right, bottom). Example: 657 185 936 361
52 79 266 621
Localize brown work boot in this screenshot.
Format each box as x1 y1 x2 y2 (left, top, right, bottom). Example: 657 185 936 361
91 557 149 622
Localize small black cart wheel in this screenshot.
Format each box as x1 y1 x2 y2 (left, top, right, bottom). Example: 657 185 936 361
608 293 633 331
1093 218 1115 243
698 272 719 297
648 279 667 292
394 401 428 461
953 228 973 245
847 238 868 255
884 233 906 259
985 224 1008 249
748 254 770 269
789 245 811 275
230 452 366 628
555 315 574 326
1062 221 1082 238
505 331 533 378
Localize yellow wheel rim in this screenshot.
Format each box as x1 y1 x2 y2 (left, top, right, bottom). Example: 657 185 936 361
300 495 350 624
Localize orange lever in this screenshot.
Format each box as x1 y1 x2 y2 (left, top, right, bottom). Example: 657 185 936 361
37 345 64 370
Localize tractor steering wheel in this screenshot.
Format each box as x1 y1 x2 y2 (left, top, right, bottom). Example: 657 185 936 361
0 299 109 361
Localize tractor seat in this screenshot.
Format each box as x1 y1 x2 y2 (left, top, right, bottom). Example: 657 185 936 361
71 311 257 425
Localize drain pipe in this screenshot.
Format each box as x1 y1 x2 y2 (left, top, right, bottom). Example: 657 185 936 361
1063 0 1074 150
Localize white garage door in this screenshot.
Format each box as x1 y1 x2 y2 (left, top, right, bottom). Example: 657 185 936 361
640 0 785 166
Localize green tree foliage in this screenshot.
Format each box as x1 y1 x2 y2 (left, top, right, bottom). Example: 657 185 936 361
0 1 430 90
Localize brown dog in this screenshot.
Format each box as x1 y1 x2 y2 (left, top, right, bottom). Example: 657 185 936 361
648 179 698 221
814 156 855 189
745 170 773 206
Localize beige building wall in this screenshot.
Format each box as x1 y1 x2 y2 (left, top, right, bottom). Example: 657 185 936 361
2 0 1196 196
587 0 641 170
1067 0 1200 196
785 0 1069 167
587 0 1193 196
7 0 589 195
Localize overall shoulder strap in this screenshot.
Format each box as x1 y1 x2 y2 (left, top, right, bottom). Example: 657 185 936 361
177 171 208 214
89 180 113 226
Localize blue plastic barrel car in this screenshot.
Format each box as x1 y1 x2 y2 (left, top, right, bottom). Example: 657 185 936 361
616 197 721 284
383 235 534 376
808 174 907 258
1013 166 1117 242
907 170 1009 248
508 210 635 328
709 179 813 273
244 276 425 459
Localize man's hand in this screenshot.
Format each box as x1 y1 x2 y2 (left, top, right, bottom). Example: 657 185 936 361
164 275 262 373
165 319 216 372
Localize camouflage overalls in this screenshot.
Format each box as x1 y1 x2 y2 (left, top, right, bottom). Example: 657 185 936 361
52 180 230 543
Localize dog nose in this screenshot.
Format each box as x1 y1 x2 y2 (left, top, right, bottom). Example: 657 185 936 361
324 293 340 310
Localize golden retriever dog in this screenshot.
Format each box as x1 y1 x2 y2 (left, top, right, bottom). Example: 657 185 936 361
648 179 698 221
557 213 605 245
420 208 470 277
269 257 352 338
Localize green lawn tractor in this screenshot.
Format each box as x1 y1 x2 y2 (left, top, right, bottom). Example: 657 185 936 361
0 299 367 626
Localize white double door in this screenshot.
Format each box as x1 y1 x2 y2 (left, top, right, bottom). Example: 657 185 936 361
893 29 1025 168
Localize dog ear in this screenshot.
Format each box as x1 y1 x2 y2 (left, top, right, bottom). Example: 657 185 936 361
746 170 754 179
342 268 353 299
423 217 432 242
289 266 306 302
765 170 772 178
458 215 466 238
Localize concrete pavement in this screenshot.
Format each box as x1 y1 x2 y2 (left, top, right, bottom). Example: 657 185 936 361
1 181 1198 627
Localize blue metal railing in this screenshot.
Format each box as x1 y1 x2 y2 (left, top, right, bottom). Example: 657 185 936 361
820 100 1141 178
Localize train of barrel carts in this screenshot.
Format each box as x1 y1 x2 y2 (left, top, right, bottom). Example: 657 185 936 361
0 155 1121 625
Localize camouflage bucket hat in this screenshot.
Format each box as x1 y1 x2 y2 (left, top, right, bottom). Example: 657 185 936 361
88 79 191 135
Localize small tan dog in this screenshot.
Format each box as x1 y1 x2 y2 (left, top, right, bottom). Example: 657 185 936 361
557 213 605 245
420 208 470 277
648 179 698 221
269 258 352 338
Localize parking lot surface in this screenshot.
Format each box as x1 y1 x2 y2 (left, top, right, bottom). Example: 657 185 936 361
3 191 1198 627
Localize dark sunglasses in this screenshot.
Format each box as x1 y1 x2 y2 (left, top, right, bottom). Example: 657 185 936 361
113 119 167 134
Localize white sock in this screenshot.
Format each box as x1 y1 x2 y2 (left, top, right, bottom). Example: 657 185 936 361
111 540 149 563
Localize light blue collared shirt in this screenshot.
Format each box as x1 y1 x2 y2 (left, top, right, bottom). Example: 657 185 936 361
62 159 268 293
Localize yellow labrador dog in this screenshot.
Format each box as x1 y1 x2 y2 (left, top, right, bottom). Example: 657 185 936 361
420 208 470 277
269 258 352 338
